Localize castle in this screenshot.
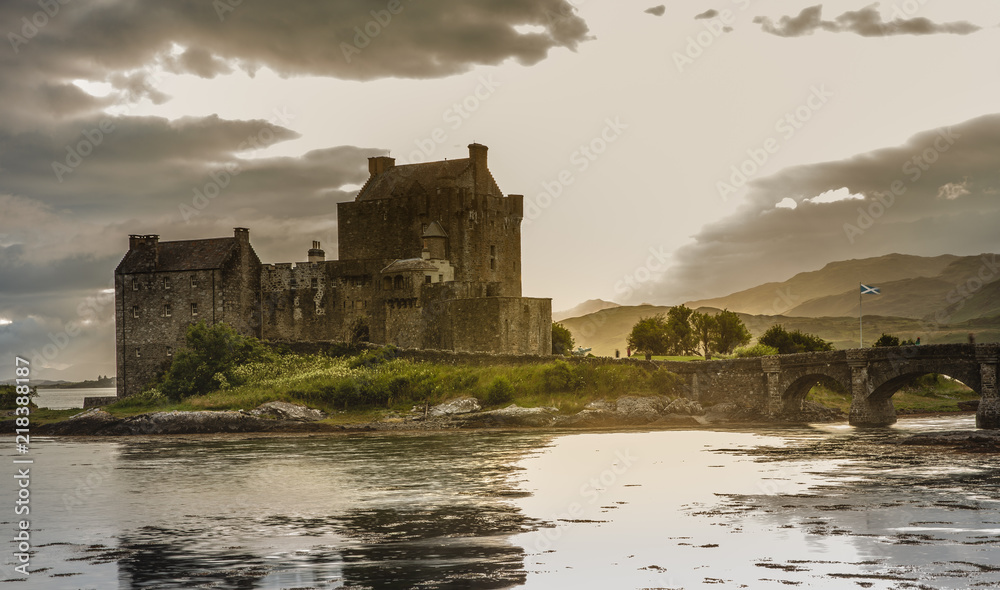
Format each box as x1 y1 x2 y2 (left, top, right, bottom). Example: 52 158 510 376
114 144 552 398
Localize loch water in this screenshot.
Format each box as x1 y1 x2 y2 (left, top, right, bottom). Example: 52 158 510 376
3 415 999 589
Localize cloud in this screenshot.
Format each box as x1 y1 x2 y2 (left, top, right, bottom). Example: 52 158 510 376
753 4 981 38
646 114 1000 303
695 9 720 20
645 5 666 17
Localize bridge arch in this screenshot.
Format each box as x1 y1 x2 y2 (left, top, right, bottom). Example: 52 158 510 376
779 373 850 415
867 370 979 406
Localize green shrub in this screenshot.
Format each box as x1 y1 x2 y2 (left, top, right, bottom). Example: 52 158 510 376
0 384 36 410
542 361 581 392
483 377 515 407
734 344 780 358
348 346 398 369
160 321 274 400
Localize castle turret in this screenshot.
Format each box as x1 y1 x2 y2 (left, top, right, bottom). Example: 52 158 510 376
422 221 448 260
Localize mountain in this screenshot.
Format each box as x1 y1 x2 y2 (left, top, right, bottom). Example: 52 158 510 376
553 299 621 322
685 253 999 320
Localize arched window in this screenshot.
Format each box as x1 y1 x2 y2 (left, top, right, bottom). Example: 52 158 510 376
382 276 392 290
394 275 404 289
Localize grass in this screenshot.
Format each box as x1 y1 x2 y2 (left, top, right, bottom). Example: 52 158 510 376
650 355 705 362
96 352 687 422
807 374 980 414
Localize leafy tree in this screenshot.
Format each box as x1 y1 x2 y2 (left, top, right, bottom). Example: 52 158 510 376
873 333 901 347
552 322 575 355
665 305 696 356
691 312 718 357
713 309 752 354
160 321 273 400
627 314 670 360
759 324 833 354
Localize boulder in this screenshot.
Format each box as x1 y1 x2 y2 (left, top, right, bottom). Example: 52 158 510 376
614 396 666 423
428 396 481 417
459 404 558 428
664 397 705 416
555 408 623 427
253 401 326 421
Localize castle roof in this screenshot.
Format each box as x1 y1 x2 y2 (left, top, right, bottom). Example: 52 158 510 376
117 238 238 274
422 220 448 238
357 159 472 202
381 258 438 274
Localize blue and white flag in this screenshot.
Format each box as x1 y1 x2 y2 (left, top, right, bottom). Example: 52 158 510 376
860 284 880 295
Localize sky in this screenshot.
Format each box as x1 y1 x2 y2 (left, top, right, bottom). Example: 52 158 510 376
1 0 999 380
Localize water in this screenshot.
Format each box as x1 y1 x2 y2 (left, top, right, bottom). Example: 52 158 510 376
33 388 115 410
2 416 998 589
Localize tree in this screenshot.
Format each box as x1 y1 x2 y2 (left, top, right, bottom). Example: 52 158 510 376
665 305 696 356
627 314 670 360
160 321 272 400
759 325 833 354
691 312 718 358
873 333 901 347
552 322 575 355
713 309 752 354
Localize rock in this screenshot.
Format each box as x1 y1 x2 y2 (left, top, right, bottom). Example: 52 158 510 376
428 396 481 417
650 413 708 426
614 396 665 423
901 430 1000 452
252 401 326 422
555 408 623 427
664 397 705 416
36 408 120 435
459 404 558 427
584 399 613 411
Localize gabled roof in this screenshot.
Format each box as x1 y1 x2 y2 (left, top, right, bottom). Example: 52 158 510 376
381 258 438 274
117 238 238 274
422 221 448 238
357 159 473 202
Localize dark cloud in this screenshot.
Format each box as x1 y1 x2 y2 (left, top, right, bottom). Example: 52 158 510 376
753 4 981 37
695 9 720 20
648 114 1000 304
645 5 666 17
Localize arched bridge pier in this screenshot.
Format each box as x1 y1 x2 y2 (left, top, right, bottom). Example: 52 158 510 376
657 344 1000 428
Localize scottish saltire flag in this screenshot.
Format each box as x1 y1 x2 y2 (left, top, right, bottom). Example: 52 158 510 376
860 284 880 295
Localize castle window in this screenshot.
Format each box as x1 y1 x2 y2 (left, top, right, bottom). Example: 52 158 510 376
132 278 139 291
490 245 496 270
135 348 141 358
490 258 496 270
163 277 171 290
425 275 432 285
191 302 198 316
311 278 319 289
382 276 392 290
132 305 139 318
191 276 198 289
166 346 173 357
439 274 443 282
163 303 172 317
290 278 298 290
394 275 404 289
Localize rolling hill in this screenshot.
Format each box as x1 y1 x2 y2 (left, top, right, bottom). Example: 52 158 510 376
553 298 621 322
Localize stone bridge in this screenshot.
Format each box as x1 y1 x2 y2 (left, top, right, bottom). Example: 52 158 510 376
658 343 1000 428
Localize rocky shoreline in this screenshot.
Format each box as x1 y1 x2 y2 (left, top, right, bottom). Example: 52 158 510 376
23 396 847 436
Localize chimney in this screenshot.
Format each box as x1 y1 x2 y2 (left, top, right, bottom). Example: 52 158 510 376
368 156 395 177
234 227 250 243
308 240 325 263
128 234 159 269
468 143 488 170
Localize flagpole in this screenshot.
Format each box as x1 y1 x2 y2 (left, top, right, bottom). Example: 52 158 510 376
859 282 863 349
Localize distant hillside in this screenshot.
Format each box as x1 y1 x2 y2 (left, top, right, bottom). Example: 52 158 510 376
686 253 999 320
559 304 1000 358
553 299 621 322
